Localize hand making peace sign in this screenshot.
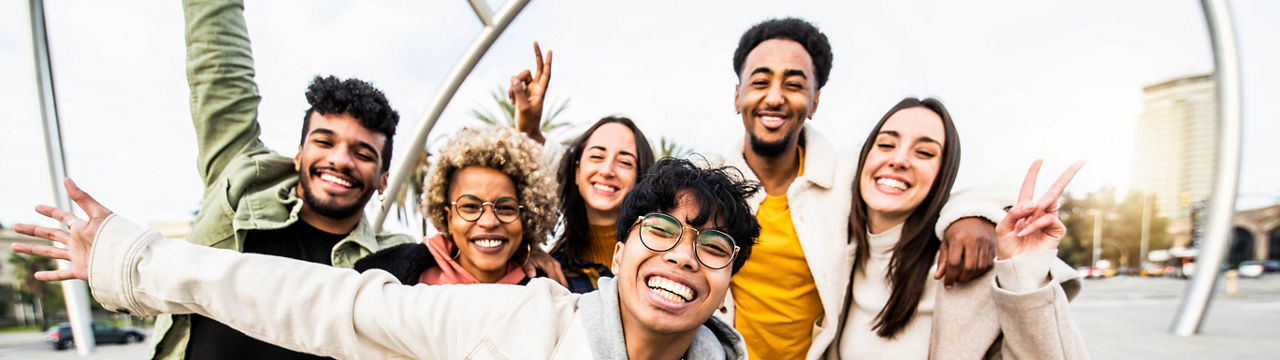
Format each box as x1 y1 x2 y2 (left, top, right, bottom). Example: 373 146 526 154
996 160 1086 260
509 41 553 144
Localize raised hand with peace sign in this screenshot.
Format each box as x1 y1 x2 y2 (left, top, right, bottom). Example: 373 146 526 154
508 41 553 144
995 160 1086 260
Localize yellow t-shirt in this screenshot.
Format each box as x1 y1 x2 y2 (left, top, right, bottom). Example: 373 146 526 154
731 150 823 359
582 224 617 266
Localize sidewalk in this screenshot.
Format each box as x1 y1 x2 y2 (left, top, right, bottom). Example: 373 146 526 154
1073 275 1280 359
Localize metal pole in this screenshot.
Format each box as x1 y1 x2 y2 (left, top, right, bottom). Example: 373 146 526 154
1171 0 1244 336
1141 194 1151 268
28 0 96 354
373 0 531 232
1093 211 1102 270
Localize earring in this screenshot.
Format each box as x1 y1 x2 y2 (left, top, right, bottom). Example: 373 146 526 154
522 243 533 264
378 192 385 202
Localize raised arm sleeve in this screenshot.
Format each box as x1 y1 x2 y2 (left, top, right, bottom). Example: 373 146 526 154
934 184 1016 239
184 0 269 190
991 250 1088 359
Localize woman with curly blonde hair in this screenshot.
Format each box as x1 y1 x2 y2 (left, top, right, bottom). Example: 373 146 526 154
356 125 559 285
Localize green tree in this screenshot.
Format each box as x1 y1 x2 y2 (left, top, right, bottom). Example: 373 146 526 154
1058 187 1170 269
656 136 691 160
8 252 62 330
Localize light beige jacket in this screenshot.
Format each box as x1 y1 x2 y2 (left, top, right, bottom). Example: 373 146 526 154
928 250 1087 359
89 215 747 360
715 125 1009 359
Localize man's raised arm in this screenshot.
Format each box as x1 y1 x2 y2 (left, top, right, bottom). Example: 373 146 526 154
185 0 268 190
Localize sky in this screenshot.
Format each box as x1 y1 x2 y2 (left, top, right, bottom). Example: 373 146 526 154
1 0 1277 233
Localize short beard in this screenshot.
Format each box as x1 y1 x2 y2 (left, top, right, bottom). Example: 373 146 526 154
299 166 373 220
748 132 793 158
301 187 369 219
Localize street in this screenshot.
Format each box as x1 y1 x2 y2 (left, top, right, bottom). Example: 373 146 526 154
0 275 1277 359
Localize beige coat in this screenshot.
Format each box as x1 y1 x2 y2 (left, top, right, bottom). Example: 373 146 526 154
716 125 1010 359
929 250 1087 359
829 249 1087 359
89 215 747 360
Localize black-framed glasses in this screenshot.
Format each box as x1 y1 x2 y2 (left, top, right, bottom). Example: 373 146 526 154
632 212 739 269
450 195 522 223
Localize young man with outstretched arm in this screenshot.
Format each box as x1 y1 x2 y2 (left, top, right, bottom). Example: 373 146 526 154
150 0 412 358
15 158 759 359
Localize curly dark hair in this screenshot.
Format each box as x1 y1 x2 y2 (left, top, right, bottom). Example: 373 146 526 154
732 18 834 89
615 158 761 274
300 75 400 172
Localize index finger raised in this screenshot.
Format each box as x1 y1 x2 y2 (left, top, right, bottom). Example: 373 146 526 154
1017 159 1043 207
1035 160 1085 211
533 41 544 76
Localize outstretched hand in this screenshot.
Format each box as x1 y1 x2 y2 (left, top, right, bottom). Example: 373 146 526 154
508 41 552 144
995 160 1085 260
11 178 114 282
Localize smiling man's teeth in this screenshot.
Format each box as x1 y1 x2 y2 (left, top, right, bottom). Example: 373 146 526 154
320 173 353 188
647 276 693 303
592 183 616 193
876 178 908 191
760 115 785 127
475 239 504 248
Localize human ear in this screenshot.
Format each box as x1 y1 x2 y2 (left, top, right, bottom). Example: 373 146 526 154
809 89 821 119
611 242 625 274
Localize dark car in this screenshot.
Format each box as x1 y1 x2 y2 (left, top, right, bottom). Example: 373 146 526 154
45 322 145 350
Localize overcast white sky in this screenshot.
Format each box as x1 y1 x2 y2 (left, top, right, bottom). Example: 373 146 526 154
1 0 1277 230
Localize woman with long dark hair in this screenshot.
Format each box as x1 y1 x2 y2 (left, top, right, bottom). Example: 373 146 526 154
833 98 1088 359
508 43 657 293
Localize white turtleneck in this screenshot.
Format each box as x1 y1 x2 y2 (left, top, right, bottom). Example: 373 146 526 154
838 223 938 360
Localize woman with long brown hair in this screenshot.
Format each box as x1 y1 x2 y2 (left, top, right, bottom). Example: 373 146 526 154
833 98 1088 359
508 43 657 293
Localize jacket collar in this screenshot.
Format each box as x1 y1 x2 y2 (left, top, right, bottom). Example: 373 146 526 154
728 124 837 199
233 175 383 257
578 277 747 359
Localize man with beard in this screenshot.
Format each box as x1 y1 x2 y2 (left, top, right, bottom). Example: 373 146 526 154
148 0 412 358
717 18 1008 359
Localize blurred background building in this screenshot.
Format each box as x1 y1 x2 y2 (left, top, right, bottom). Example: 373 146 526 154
1132 74 1217 249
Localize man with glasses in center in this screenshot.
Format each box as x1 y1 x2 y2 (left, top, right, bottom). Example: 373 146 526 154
13 158 762 359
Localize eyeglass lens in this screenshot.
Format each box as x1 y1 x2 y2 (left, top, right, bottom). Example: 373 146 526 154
453 195 521 223
638 213 736 269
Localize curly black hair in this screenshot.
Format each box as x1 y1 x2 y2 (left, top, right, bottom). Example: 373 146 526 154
732 18 833 89
614 158 761 274
300 75 400 172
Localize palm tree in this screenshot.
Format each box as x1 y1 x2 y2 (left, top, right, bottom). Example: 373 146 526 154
470 86 574 139
657 136 691 159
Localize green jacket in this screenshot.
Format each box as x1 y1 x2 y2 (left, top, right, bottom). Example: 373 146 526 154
150 1 412 358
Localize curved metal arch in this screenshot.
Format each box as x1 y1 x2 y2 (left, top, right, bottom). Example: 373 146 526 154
373 0 531 232
1170 0 1244 336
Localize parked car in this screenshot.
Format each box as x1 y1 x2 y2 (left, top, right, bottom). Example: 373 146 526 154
45 322 145 350
1238 260 1280 278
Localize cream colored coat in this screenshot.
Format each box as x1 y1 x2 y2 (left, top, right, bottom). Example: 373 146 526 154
715 125 1008 360
88 215 747 360
928 250 1087 359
